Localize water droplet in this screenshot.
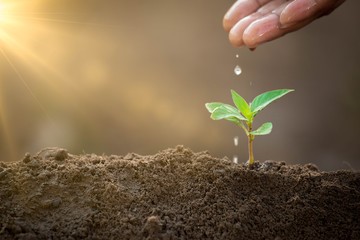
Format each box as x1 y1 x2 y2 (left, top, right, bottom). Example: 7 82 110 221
233 155 238 164
234 136 239 146
235 54 239 58
234 65 242 75
250 81 253 86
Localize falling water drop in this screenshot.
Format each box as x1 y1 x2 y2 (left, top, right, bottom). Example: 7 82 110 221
234 65 242 76
234 136 239 146
235 54 239 58
233 155 238 164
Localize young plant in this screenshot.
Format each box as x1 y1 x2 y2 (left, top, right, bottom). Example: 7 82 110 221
205 89 293 167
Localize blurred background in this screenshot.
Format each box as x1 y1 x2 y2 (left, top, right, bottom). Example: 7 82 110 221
0 0 359 171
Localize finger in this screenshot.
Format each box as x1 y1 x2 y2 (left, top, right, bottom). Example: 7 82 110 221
322 0 346 16
223 0 272 32
270 0 293 16
280 0 339 27
228 0 288 47
257 0 290 15
229 12 264 47
243 13 281 48
243 13 316 48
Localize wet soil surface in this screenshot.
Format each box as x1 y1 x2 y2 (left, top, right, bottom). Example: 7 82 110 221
0 146 359 239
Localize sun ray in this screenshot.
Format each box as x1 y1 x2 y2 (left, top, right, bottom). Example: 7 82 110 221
0 47 52 119
0 64 17 162
0 28 66 80
9 16 117 27
0 0 121 160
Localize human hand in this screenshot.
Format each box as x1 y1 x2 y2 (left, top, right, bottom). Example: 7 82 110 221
223 0 345 48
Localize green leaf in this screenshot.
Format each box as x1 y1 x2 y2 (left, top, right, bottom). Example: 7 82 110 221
211 105 247 121
250 89 294 113
231 90 251 119
205 102 224 113
205 103 247 130
250 122 273 135
206 103 241 116
224 117 241 125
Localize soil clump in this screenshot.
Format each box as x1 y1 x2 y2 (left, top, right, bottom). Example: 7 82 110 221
0 146 359 239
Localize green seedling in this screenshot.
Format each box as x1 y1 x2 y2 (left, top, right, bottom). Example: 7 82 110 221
205 89 293 168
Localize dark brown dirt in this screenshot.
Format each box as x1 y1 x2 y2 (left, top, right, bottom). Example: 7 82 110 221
0 146 359 239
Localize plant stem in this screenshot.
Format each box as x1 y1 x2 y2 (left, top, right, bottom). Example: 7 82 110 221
237 122 249 135
248 123 254 167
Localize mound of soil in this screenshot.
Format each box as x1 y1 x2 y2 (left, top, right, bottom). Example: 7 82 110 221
0 146 359 239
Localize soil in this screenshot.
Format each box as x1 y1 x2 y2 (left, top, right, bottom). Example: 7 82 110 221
0 146 359 240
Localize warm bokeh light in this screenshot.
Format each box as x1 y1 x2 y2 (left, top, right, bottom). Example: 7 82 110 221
0 0 50 161
0 5 6 23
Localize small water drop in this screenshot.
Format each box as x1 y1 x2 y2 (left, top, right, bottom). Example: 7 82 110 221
250 81 253 86
234 65 242 76
234 136 239 146
235 54 239 58
233 155 238 164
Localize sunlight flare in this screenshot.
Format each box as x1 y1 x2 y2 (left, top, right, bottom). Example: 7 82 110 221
0 0 92 161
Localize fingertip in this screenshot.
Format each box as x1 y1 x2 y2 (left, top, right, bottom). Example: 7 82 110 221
242 31 258 48
223 0 262 32
222 2 239 32
229 30 244 48
243 14 280 48
223 15 233 32
228 13 262 48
